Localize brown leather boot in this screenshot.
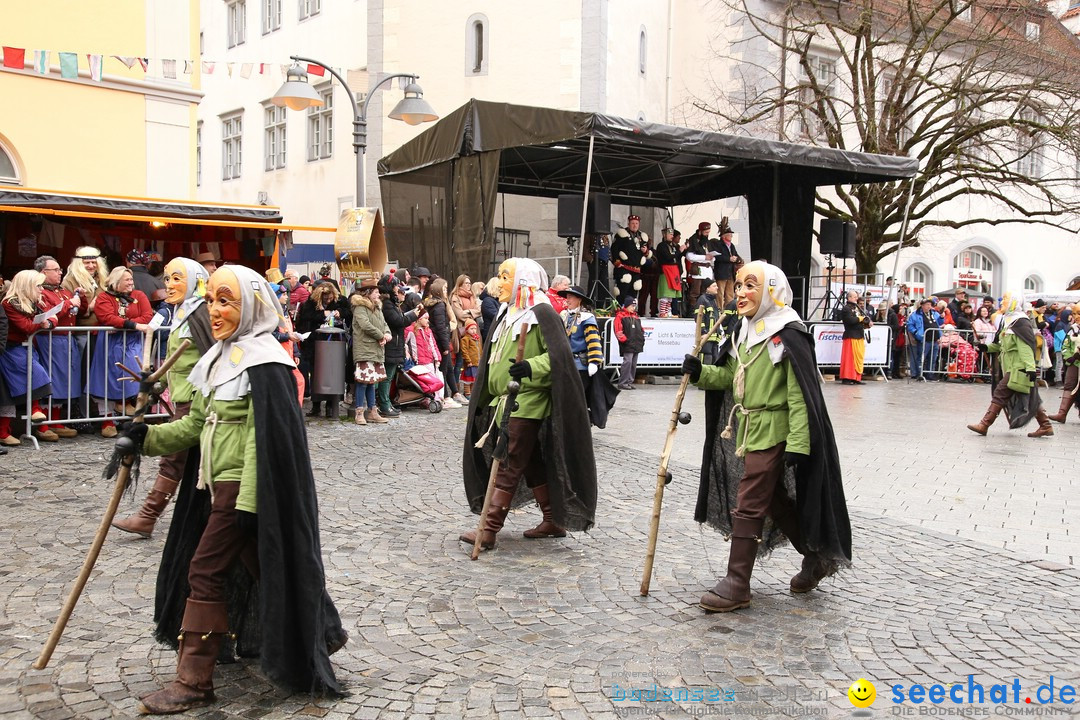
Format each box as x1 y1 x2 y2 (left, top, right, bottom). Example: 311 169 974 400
138 599 228 715
789 554 838 593
113 474 180 539
1028 408 1054 438
1047 392 1075 423
364 408 388 424
966 402 1003 435
700 516 763 613
522 484 567 539
459 487 514 550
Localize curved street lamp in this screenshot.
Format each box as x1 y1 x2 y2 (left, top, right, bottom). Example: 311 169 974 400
272 55 438 206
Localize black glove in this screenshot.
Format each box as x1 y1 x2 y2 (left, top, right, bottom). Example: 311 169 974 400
114 421 148 455
785 451 810 470
975 343 989 353
508 360 532 380
681 354 702 383
1025 370 1038 381
138 369 157 396
235 510 258 536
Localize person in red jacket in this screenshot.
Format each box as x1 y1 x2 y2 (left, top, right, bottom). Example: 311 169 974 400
0 270 57 443
614 296 645 390
34 255 81 438
88 266 154 437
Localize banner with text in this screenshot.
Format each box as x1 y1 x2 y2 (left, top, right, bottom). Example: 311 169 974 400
605 317 697 367
809 322 891 367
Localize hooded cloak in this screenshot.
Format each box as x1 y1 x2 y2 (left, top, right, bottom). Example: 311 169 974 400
167 257 214 354
695 262 851 566
154 264 345 697
462 261 597 532
990 289 1040 429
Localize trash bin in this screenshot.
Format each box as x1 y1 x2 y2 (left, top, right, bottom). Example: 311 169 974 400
312 326 348 396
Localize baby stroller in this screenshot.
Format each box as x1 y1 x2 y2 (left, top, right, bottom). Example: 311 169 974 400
393 363 444 413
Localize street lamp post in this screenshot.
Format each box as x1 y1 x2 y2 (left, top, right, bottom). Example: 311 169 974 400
272 55 437 207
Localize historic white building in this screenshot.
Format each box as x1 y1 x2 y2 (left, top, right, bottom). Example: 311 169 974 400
193 0 1080 297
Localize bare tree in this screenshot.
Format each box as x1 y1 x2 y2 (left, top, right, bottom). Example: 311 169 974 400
694 0 1080 274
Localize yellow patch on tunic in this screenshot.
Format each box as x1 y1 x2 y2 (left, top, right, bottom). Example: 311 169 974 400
229 346 244 366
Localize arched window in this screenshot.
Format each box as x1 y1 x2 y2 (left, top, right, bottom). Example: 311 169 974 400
904 263 933 298
466 14 489 76
0 140 20 185
638 27 647 76
951 246 999 296
1024 275 1043 293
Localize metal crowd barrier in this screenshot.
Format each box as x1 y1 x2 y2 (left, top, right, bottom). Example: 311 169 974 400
914 327 994 382
17 326 171 449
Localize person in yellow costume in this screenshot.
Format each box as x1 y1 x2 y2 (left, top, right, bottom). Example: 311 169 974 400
682 261 851 612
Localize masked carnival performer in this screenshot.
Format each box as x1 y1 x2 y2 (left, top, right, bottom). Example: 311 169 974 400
112 258 213 539
460 258 597 551
681 261 851 612
610 214 649 304
967 290 1053 438
116 265 345 714
1048 312 1080 424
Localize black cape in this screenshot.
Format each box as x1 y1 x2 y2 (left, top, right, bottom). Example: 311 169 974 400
694 322 852 565
584 366 619 429
462 303 598 532
154 363 346 696
989 317 1041 429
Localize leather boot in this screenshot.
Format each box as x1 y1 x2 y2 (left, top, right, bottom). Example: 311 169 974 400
138 599 228 715
1047 392 1075 423
459 487 514 550
306 401 322 418
768 493 831 592
789 553 838 594
112 474 180 538
522 484 567 539
364 408 388 424
700 516 763 613
1028 408 1054 438
966 402 1003 436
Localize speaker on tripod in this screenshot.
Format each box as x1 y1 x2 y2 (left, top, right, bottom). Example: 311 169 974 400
816 219 857 319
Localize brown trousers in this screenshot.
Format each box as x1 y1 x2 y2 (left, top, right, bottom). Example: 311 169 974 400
157 402 192 481
716 278 736 306
493 417 547 494
991 371 1023 406
187 482 258 602
734 443 791 521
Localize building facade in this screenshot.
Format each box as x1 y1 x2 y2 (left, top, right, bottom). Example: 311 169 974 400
0 1 200 198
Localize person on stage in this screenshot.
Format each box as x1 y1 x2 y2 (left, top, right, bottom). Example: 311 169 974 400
112 258 213 539
681 261 851 613
459 258 597 551
115 265 345 714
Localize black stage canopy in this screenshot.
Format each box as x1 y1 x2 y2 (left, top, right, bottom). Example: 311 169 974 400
378 99 918 296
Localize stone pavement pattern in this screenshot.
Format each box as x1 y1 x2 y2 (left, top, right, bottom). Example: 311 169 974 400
0 380 1078 719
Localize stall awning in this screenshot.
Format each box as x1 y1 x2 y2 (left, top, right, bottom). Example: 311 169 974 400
0 187 334 232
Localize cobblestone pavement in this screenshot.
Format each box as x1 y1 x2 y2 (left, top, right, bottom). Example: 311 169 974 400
1 379 1078 719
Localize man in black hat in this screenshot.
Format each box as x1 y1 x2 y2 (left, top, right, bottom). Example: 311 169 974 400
558 285 616 427
411 266 432 295
611 215 649 305
709 217 741 305
312 263 340 293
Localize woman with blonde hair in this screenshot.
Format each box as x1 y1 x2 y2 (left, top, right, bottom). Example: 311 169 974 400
62 246 109 326
0 270 58 443
423 278 463 407
89 266 154 437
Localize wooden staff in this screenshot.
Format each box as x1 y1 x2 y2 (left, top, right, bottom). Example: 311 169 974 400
33 333 192 670
640 307 721 597
472 323 530 560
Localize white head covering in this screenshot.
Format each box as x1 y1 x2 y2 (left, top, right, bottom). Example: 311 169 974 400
734 260 804 349
188 265 294 392
999 289 1027 331
491 257 551 342
168 257 210 334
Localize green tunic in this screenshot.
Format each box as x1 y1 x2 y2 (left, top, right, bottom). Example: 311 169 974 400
987 330 1036 393
695 339 810 455
145 388 258 513
487 325 552 420
165 330 201 404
